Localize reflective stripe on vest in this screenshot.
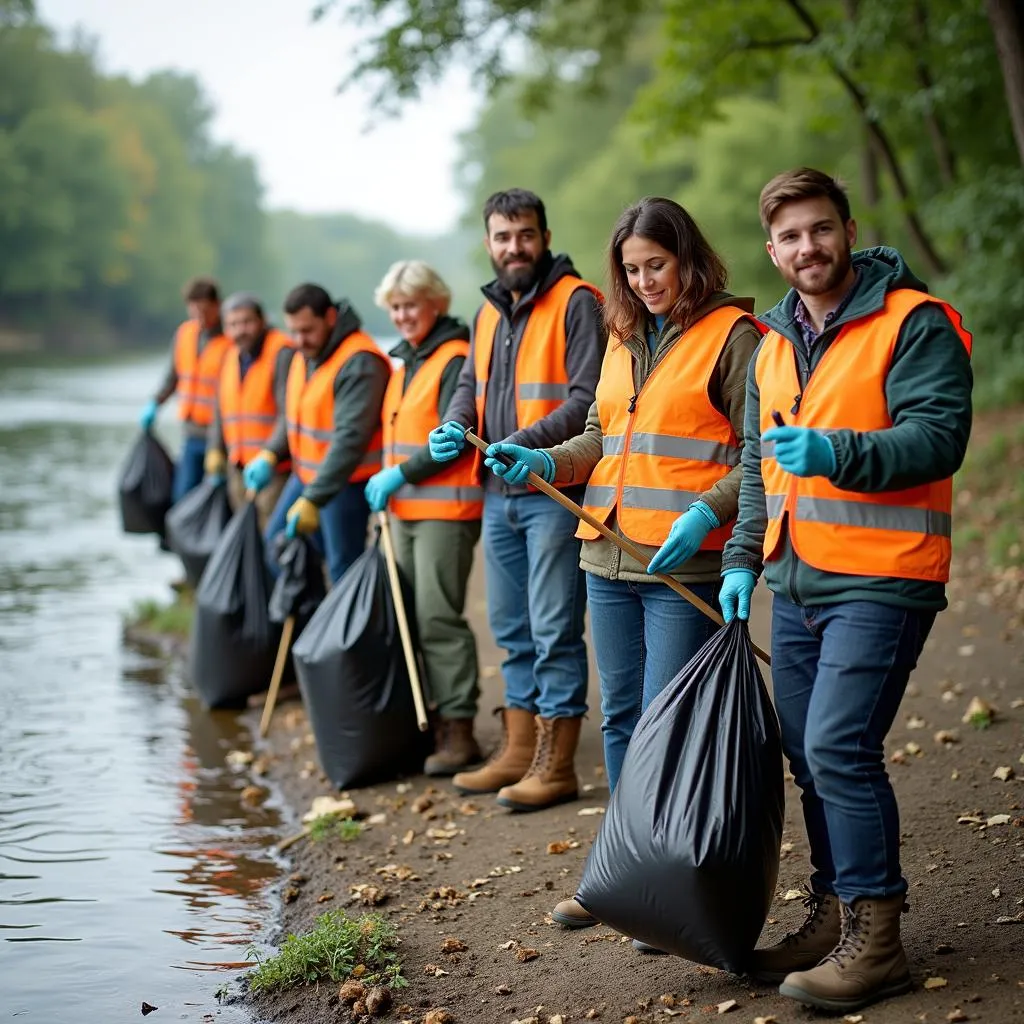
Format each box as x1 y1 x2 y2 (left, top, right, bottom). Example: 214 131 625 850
577 306 757 548
756 288 971 582
285 332 389 486
382 337 483 521
219 328 292 468
173 320 233 427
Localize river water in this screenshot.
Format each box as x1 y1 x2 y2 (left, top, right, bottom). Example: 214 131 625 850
0 354 283 1023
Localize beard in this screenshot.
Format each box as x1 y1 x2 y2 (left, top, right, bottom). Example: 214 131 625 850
783 245 852 296
491 253 542 294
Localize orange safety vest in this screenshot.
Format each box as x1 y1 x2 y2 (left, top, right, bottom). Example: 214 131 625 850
219 328 293 469
578 306 756 547
382 338 484 521
285 331 390 486
756 288 972 582
473 275 603 435
173 320 233 426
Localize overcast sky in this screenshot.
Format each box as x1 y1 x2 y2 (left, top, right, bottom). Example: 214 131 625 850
38 0 480 235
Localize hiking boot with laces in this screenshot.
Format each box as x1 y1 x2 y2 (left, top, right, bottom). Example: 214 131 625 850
424 717 482 777
452 707 535 794
779 895 912 1012
495 715 581 811
746 887 841 983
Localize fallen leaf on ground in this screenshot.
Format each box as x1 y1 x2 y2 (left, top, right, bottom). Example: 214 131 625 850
907 715 927 729
225 749 253 768
781 889 804 901
905 741 923 756
958 644 976 657
947 1011 968 1023
659 994 677 1007
548 1016 565 1024
957 813 984 825
891 749 908 764
546 840 580 855
349 884 387 906
924 976 949 989
499 940 516 950
339 980 366 1003
987 813 1011 826
494 984 511 995
423 1011 454 1024
842 1016 864 1024
458 802 479 815
754 1017 778 1024
993 765 1015 782
316 891 334 903
935 729 960 745
584 1012 599 1021
515 947 540 962
716 1000 738 1014
992 887 1001 897
402 829 415 845
302 795 357 822
962 696 996 728
412 795 434 813
577 806 605 816
240 785 264 806
440 937 467 953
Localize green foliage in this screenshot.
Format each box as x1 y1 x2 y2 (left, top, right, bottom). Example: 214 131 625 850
307 812 363 843
126 594 195 638
247 910 404 994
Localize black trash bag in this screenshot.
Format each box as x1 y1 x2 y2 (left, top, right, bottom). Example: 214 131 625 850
119 431 175 535
165 479 233 589
292 541 430 789
268 534 327 625
188 502 280 709
576 620 784 974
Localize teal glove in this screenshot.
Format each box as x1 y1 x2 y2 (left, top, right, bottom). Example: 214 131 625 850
646 501 719 575
139 399 158 431
428 421 467 463
720 568 757 622
762 425 836 478
243 453 276 493
206 472 226 487
365 465 406 512
484 442 555 485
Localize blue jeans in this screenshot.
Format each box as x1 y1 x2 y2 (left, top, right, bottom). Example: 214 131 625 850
482 492 588 720
172 435 207 504
770 594 936 904
265 473 370 584
586 574 721 793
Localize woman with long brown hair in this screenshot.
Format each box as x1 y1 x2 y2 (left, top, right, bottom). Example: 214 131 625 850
483 196 763 936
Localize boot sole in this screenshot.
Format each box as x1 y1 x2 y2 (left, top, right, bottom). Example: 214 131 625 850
424 761 483 778
550 909 598 929
779 974 912 1012
495 790 579 813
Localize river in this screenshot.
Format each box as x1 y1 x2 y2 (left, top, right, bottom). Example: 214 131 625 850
0 353 283 1023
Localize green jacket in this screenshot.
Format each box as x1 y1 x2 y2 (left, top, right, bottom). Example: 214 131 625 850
722 246 973 610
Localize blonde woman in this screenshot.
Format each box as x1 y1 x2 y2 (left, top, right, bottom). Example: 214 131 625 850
365 261 484 775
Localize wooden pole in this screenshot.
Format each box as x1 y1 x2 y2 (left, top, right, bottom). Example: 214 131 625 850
464 431 770 667
259 615 295 737
377 511 430 730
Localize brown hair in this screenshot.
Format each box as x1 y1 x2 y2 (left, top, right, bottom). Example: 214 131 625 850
182 276 220 303
759 167 851 234
604 197 727 342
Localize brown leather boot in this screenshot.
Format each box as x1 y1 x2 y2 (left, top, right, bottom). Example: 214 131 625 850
451 708 536 794
424 717 482 777
495 715 581 812
779 895 912 1012
747 888 841 983
551 895 597 929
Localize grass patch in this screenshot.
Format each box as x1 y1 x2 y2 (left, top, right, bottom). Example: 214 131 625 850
125 591 195 637
247 910 404 994
308 812 363 843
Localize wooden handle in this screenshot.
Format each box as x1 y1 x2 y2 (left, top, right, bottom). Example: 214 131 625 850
466 431 770 666
377 512 430 730
259 615 295 737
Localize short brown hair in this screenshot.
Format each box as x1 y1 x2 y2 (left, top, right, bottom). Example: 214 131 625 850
182 276 220 303
759 168 851 234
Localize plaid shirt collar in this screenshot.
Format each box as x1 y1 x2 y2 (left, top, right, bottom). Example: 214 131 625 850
792 271 858 351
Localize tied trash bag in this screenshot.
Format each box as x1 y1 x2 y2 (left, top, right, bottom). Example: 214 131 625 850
293 540 430 789
576 620 784 973
268 534 327 625
165 479 233 589
119 431 174 535
189 502 280 709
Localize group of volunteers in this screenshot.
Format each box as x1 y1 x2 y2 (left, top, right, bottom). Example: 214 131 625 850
141 165 973 1015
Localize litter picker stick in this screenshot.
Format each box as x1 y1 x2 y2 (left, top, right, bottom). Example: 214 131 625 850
464 431 771 667
259 614 295 737
376 511 430 731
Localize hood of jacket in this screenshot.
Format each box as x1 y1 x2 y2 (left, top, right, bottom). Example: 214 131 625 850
388 314 470 371
480 251 585 319
310 299 364 369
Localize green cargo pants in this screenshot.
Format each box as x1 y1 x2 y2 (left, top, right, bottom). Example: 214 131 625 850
390 517 481 719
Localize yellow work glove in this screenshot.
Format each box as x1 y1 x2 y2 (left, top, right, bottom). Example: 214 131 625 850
285 496 319 537
204 448 227 484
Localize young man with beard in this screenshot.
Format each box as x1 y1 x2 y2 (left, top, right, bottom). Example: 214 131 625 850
720 168 972 1013
429 188 606 812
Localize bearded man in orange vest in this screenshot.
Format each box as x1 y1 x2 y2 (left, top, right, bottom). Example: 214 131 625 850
721 168 972 1013
255 284 391 584
140 276 232 504
202 293 294 530
428 188 606 812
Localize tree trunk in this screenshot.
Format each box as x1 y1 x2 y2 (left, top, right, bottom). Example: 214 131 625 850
986 0 1024 168
913 1 958 187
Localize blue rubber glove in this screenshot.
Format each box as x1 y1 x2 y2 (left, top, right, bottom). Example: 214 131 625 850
720 568 757 622
762 425 837 479
243 453 276 494
206 473 226 487
646 501 719 575
428 421 467 463
365 465 406 512
484 443 555 486
139 399 158 431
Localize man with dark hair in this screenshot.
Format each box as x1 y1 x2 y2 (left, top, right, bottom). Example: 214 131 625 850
721 167 973 1013
428 188 606 813
203 292 294 530
253 284 390 583
140 276 232 504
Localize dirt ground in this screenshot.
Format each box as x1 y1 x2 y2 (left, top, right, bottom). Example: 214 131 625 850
245 551 1024 1024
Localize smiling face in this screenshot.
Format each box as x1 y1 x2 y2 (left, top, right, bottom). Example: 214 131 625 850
484 210 551 295
766 196 857 298
620 234 681 317
388 292 441 346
